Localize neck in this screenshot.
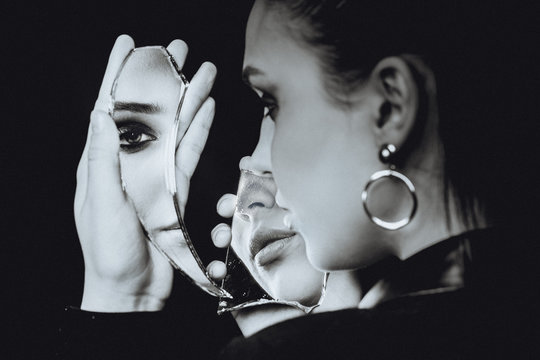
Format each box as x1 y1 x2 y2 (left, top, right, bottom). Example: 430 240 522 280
388 132 487 260
391 175 487 261
360 228 482 308
233 304 304 337
314 270 362 312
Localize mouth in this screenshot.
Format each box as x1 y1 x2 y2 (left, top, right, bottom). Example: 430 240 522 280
250 229 297 266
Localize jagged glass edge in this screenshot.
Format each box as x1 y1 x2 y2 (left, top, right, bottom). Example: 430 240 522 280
216 169 329 313
109 45 231 299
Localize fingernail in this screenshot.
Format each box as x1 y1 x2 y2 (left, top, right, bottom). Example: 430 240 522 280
216 197 226 211
215 230 227 243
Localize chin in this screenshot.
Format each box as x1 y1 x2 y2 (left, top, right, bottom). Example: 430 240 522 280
264 257 325 305
304 235 357 272
272 278 324 306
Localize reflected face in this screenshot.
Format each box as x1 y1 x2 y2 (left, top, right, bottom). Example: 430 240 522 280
243 1 386 271
233 119 326 305
112 50 182 241
109 49 219 288
232 169 325 305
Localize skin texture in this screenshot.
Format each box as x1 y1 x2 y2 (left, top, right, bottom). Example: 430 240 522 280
231 174 326 305
227 114 327 305
243 1 473 272
213 121 362 335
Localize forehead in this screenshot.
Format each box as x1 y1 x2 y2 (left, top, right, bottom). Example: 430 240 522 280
114 50 184 106
244 1 309 73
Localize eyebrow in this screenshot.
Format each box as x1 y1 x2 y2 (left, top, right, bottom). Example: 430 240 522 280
242 66 265 86
113 101 162 114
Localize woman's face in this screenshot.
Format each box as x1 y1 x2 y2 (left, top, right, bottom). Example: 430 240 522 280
243 1 387 271
231 117 326 305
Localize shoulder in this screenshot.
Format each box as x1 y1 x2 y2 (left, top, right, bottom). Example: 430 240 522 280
220 291 536 360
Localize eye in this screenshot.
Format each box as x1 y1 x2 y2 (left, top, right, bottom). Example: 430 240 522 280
259 92 278 121
117 122 157 153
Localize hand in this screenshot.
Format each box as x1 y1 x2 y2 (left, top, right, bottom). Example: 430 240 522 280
74 35 216 312
207 193 237 281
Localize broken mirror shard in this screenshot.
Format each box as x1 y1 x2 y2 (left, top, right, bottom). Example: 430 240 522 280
217 170 328 314
109 46 230 298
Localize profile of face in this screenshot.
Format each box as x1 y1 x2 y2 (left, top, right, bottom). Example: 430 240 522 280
243 1 391 271
231 142 326 305
111 47 214 288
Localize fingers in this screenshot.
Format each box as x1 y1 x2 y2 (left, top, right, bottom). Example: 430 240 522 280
207 260 227 281
175 97 215 179
166 39 189 70
176 62 217 142
94 34 135 112
217 193 237 218
74 124 93 215
211 223 232 248
76 35 132 218
86 110 124 205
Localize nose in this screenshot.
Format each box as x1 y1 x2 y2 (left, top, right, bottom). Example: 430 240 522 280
239 156 257 172
237 187 276 221
239 117 274 175
236 174 277 222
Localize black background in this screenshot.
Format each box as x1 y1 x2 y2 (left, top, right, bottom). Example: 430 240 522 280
3 1 259 358
3 1 540 358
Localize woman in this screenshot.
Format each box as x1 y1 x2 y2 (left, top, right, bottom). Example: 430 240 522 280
65 34 362 357
219 0 538 358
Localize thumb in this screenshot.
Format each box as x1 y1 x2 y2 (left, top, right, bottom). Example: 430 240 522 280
87 110 123 203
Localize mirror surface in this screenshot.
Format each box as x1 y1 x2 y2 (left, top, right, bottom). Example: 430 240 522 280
218 170 327 314
109 46 229 297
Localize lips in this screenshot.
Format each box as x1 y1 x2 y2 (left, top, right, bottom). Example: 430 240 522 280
250 229 296 266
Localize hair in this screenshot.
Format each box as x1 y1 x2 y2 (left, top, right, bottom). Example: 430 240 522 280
262 0 539 228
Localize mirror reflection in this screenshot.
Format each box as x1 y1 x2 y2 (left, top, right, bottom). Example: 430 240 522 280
218 170 327 313
109 46 229 298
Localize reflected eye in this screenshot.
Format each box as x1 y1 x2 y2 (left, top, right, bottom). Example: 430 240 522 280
117 122 157 153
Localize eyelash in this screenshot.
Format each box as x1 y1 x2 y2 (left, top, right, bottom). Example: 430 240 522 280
259 92 278 120
116 122 157 153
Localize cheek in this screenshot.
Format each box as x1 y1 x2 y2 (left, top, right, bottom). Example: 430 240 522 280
271 110 378 269
231 217 251 262
119 146 172 227
271 115 319 207
271 109 362 215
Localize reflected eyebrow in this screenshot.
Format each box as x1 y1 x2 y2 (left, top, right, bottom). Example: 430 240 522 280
242 66 265 86
113 101 162 114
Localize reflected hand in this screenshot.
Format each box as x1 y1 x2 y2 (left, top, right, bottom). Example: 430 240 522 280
208 193 237 281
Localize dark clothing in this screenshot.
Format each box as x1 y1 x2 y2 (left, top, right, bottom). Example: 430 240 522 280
220 227 539 359
55 285 242 360
57 227 538 359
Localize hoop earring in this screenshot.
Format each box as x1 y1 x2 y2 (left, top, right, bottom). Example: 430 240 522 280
362 144 418 230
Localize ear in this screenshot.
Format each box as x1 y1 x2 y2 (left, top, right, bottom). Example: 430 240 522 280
369 56 419 150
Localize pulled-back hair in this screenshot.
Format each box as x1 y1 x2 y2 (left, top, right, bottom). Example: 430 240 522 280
263 0 538 227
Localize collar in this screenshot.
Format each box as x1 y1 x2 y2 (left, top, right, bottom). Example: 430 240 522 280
359 227 495 309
